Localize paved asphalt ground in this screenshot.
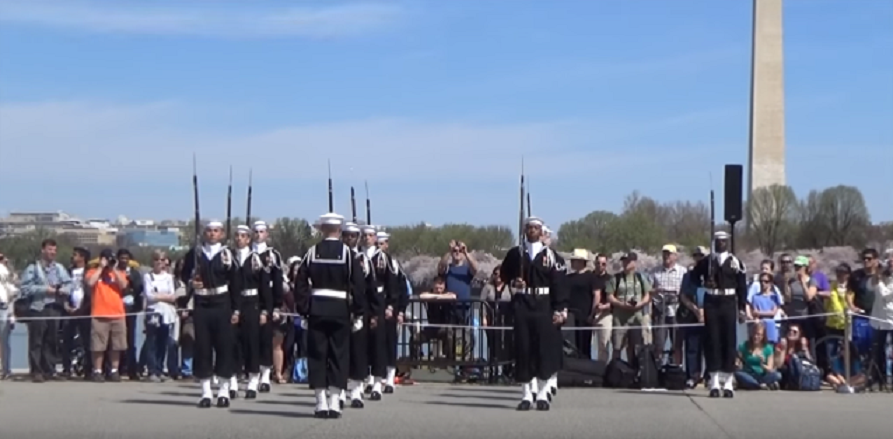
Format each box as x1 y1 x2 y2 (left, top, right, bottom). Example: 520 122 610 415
0 380 889 439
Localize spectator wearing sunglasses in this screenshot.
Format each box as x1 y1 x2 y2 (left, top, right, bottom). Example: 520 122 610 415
747 273 782 344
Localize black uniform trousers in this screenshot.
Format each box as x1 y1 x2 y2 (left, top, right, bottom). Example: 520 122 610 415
237 299 262 374
194 300 234 379
307 314 350 389
384 317 398 368
348 317 369 381
367 310 387 377
513 304 558 382
259 320 273 368
703 294 737 374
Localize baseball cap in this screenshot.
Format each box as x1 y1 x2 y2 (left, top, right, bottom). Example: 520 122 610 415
661 244 677 253
621 252 638 261
794 255 809 267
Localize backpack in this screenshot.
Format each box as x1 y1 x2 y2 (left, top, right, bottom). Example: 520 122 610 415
605 359 637 389
659 364 687 390
636 348 661 389
558 357 606 388
785 356 821 391
292 357 308 383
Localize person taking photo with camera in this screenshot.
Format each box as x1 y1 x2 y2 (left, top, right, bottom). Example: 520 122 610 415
85 249 129 382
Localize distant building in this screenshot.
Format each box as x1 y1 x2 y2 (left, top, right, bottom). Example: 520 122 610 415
60 227 117 246
118 228 181 248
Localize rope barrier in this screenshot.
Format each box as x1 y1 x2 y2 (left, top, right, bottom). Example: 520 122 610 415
6 308 892 331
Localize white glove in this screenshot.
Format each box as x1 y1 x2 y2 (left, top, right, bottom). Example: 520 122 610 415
123 296 135 306
352 317 364 333
730 257 740 271
300 318 308 330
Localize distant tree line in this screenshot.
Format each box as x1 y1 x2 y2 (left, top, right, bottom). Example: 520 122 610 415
1 184 888 270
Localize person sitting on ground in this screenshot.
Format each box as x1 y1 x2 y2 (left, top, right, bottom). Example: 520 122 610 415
734 321 781 390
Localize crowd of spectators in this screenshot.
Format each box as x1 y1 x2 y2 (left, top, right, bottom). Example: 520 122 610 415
0 238 891 395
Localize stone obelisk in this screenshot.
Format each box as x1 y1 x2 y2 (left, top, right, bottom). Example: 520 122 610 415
747 0 786 196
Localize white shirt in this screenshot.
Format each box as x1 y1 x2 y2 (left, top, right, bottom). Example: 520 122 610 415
143 271 177 325
525 241 544 260
0 264 18 305
70 267 85 309
252 242 268 254
869 276 893 330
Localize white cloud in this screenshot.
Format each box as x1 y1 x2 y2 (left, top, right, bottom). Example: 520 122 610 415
0 0 405 38
0 100 711 187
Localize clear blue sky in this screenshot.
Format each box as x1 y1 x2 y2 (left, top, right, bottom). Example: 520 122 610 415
1 0 890 229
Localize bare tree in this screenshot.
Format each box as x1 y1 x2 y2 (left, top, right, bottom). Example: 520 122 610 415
746 184 799 255
818 185 871 247
796 190 826 248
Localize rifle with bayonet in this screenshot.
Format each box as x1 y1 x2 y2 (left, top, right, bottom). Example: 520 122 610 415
245 169 253 226
225 166 232 244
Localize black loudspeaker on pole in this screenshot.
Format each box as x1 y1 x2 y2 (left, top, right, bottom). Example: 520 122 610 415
724 164 744 252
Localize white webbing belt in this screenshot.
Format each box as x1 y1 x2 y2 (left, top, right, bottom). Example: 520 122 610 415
195 285 228 296
312 289 348 299
511 287 550 295
708 288 736 296
241 288 258 297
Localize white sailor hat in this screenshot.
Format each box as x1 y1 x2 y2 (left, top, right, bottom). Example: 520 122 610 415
524 216 544 227
361 224 377 234
543 225 552 235
206 220 223 229
317 212 344 226
376 231 390 242
714 231 730 240
236 225 251 234
253 220 268 231
287 256 301 266
342 222 361 234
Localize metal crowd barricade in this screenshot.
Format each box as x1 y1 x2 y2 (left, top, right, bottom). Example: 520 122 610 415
397 297 515 383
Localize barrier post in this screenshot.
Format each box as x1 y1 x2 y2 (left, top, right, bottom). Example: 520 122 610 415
843 310 853 392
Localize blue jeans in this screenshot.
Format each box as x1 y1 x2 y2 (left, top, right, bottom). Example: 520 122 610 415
734 370 782 390
144 321 172 377
683 327 704 381
0 309 12 376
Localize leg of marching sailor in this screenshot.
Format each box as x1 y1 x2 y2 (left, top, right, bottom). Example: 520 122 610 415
327 316 351 419
367 311 386 400
214 305 235 408
513 307 534 411
229 318 242 399
535 311 558 410
258 318 273 392
348 318 368 408
242 302 261 399
703 295 723 397
307 315 330 418
193 306 214 408
720 296 738 397
384 317 398 393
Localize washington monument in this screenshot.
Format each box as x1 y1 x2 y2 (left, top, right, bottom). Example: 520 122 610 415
747 0 786 196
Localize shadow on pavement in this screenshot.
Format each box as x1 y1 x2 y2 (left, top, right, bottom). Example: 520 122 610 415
423 400 511 410
438 392 517 401
229 408 319 418
612 389 706 398
119 398 197 407
254 399 316 407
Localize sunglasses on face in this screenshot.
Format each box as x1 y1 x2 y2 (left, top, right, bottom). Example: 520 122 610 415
863 257 875 262
760 279 772 284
